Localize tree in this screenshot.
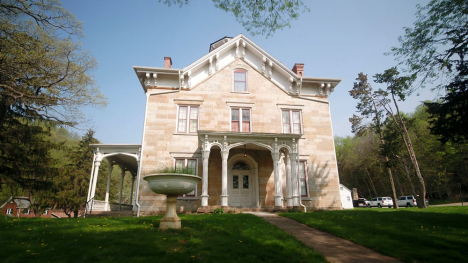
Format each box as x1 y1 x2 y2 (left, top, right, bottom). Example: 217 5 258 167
54 130 99 218
389 0 468 143
160 0 309 37
0 0 107 128
0 0 106 206
349 73 399 209
374 68 427 208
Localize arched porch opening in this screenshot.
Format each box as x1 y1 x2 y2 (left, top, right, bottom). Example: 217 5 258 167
86 144 141 214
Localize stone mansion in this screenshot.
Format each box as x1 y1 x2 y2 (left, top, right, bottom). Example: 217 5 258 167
86 34 343 215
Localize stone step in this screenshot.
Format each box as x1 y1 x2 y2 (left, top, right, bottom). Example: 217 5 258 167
86 210 134 218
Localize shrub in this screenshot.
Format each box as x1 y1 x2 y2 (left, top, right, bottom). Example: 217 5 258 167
213 208 225 214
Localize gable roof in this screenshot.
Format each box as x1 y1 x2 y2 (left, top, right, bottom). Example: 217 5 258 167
1 196 30 209
134 34 341 95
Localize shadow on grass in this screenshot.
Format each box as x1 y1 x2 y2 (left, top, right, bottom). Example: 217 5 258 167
0 214 327 263
281 206 468 263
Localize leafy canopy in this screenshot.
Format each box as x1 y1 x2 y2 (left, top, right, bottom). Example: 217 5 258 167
160 0 309 37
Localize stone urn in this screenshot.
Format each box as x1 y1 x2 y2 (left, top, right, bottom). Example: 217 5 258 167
144 173 201 229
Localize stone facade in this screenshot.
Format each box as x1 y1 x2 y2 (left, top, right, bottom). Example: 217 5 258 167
137 47 343 213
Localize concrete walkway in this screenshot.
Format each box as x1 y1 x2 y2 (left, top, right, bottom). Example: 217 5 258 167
245 212 401 263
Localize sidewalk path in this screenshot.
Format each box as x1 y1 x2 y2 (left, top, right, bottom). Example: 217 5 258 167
245 212 401 263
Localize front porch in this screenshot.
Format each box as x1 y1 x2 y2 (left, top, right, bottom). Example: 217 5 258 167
197 131 303 210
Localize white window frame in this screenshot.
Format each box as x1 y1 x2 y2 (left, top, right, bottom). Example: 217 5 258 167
297 160 309 197
174 158 198 197
43 209 48 215
232 69 248 92
281 109 303 134
23 208 30 215
6 208 12 215
230 108 252 132
176 105 199 134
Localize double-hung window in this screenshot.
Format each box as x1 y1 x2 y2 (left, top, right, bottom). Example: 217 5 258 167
234 70 247 92
175 159 198 197
177 106 198 133
231 108 251 132
23 208 30 215
282 110 302 134
6 208 12 215
297 161 308 197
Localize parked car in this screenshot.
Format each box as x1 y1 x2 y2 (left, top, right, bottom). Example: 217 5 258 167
368 197 394 208
353 199 368 208
397 195 417 207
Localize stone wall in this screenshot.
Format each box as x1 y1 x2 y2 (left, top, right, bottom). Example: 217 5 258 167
138 58 342 212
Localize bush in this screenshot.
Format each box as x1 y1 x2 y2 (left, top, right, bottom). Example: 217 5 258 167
213 208 225 214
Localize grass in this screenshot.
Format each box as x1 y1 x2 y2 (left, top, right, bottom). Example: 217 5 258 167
281 206 468 263
0 214 326 263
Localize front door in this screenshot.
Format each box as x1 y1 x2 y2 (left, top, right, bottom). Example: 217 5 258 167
229 172 252 207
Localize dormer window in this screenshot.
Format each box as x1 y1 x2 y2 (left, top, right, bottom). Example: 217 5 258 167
234 70 247 92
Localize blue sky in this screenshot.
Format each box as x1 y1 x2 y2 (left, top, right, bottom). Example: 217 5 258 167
61 0 436 143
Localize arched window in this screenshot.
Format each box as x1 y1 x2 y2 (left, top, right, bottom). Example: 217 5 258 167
232 162 249 170
233 70 247 92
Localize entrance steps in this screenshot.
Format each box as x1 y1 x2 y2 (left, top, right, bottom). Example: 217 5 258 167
86 210 134 218
197 206 289 214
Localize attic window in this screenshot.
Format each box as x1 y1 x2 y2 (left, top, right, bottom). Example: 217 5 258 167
234 70 247 92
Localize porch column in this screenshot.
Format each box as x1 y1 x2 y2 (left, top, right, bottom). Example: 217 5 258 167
290 153 299 207
285 154 293 207
129 173 136 205
220 150 229 207
201 150 210 207
105 162 114 211
90 158 102 201
272 152 283 207
87 153 96 202
119 166 125 211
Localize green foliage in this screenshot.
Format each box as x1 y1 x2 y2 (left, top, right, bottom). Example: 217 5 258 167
159 0 309 37
53 130 99 218
0 214 327 262
0 0 107 127
281 207 468 263
213 208 225 214
336 101 468 201
152 165 196 175
389 0 468 143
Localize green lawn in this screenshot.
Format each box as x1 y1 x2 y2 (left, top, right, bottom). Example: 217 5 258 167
281 206 468 263
0 214 326 263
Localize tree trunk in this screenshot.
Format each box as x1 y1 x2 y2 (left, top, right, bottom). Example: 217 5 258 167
370 94 399 209
391 92 426 208
365 168 379 197
393 168 405 196
399 156 417 197
73 210 79 218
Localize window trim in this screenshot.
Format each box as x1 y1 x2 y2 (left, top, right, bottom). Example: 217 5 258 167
174 158 198 197
230 108 252 132
232 69 248 92
176 105 199 134
6 208 12 215
281 109 303 134
297 160 309 197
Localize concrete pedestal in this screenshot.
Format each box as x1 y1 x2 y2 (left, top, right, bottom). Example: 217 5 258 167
159 195 181 229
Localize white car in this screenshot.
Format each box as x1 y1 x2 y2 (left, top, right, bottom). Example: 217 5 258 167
397 195 417 207
368 197 394 208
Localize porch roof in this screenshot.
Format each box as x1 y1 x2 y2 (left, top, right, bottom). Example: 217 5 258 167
90 144 141 172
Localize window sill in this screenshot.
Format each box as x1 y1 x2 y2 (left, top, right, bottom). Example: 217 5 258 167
300 197 312 201
173 132 198 136
231 91 250 94
177 197 200 201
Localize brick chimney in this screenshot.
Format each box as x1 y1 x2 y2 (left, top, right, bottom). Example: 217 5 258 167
292 63 304 76
164 57 172 68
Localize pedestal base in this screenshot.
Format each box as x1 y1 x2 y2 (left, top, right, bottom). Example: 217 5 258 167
160 195 181 229
159 216 181 230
